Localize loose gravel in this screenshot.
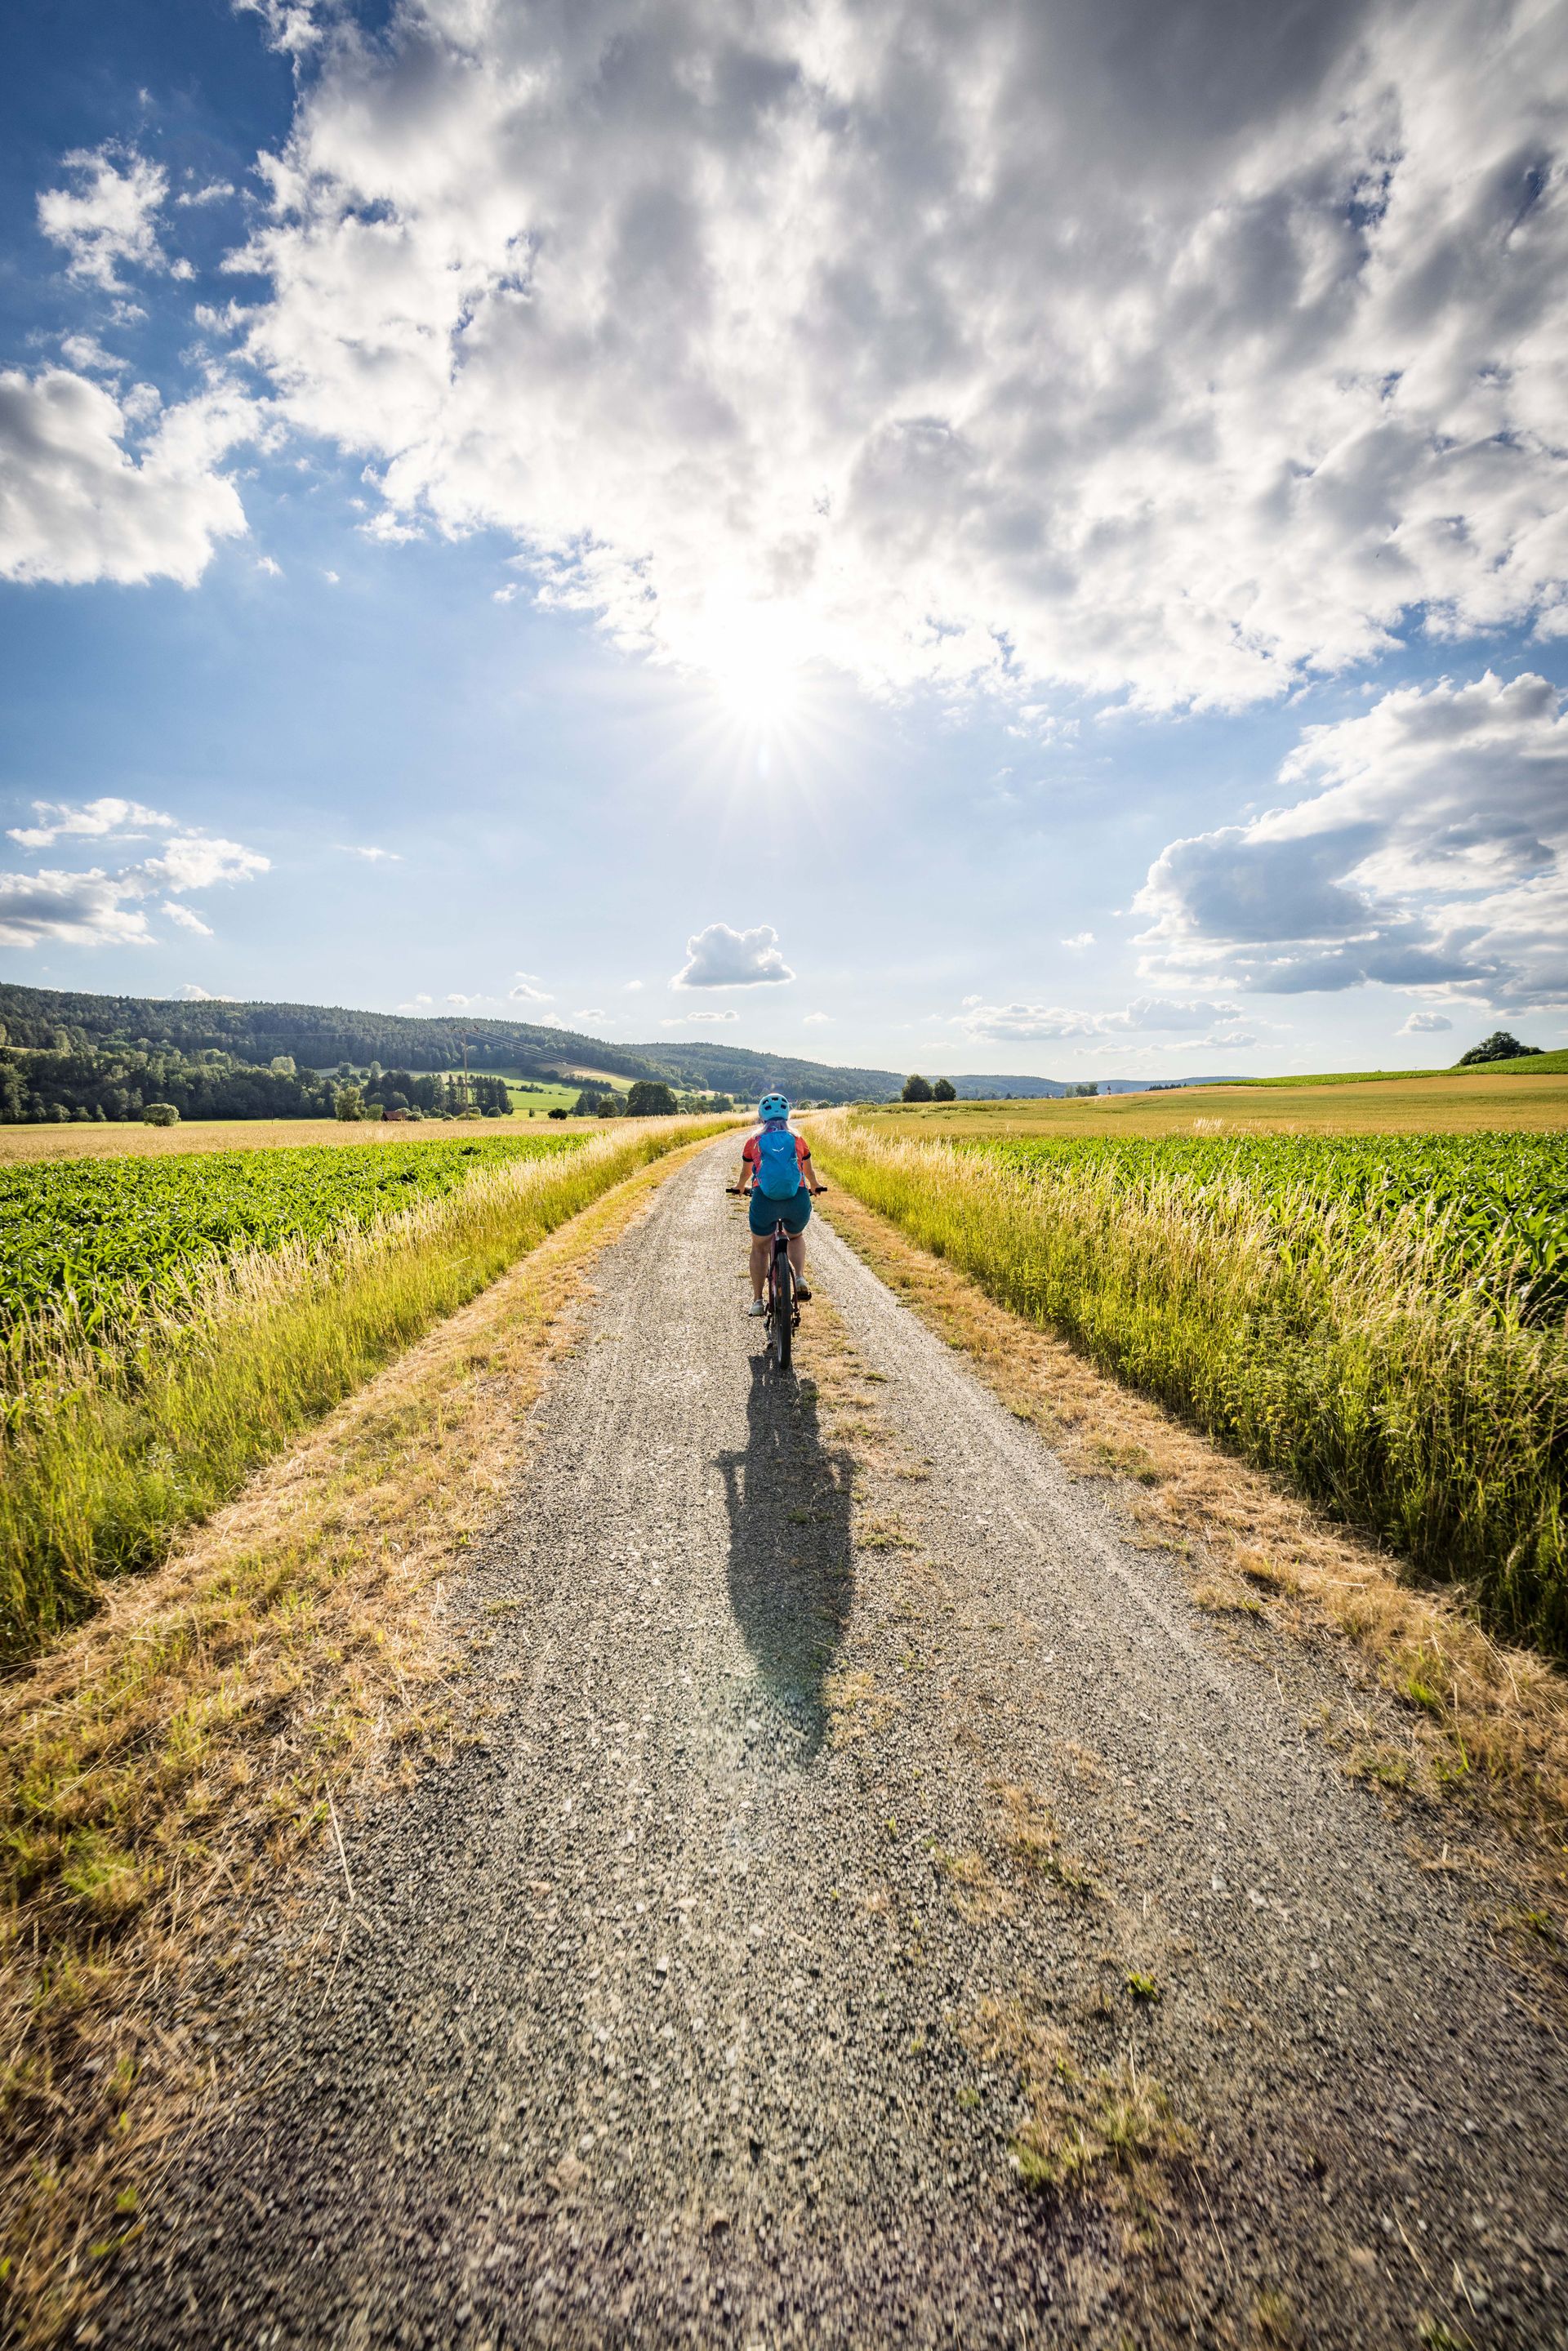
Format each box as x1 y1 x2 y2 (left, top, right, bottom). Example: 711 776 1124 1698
99 1142 1568 2349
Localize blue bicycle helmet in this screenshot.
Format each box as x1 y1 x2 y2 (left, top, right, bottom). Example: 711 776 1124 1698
758 1092 791 1120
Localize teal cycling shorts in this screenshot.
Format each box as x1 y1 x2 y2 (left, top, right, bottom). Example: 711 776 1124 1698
748 1186 812 1236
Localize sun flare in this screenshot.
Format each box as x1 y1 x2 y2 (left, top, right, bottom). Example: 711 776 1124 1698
693 603 807 728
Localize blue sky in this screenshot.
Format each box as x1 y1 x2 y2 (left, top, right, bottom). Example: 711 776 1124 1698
2 0 1565 1080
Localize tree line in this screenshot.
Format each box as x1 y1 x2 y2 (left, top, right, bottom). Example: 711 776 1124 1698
0 1031 522 1126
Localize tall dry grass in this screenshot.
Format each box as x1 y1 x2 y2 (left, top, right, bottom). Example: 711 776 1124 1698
0 1120 731 1660
813 1116 1568 1656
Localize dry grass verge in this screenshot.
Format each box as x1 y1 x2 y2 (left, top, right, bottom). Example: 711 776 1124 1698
816 1181 1568 1873
0 1137 711 2347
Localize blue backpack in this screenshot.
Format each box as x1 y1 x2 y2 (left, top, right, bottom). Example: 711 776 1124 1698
754 1124 801 1198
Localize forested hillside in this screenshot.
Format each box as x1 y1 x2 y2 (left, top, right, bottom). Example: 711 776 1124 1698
0 982 902 1104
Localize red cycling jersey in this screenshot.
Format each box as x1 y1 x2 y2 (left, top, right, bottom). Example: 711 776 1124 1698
742 1131 812 1182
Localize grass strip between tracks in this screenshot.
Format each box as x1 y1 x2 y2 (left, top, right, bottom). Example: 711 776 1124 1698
1 1119 736 1662
810 1115 1568 1659
0 1129 721 2347
813 1165 1568 1873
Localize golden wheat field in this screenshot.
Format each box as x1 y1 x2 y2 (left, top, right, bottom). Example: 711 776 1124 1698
859 1071 1568 1138
0 1114 605 1164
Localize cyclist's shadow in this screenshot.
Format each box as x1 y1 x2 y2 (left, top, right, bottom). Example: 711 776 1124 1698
716 1352 856 1765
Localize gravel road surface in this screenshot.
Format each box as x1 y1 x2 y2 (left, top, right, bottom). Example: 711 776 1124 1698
104 1141 1568 2349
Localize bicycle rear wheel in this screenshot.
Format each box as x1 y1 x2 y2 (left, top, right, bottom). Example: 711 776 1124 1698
770 1244 794 1371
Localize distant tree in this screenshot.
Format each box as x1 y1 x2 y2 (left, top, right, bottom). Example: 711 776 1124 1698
1067 1081 1098 1098
270 1055 296 1075
931 1077 956 1102
335 1085 365 1121
1457 1030 1540 1066
548 1105 569 1120
143 1102 180 1126
595 1094 625 1118
627 1080 678 1116
902 1074 933 1102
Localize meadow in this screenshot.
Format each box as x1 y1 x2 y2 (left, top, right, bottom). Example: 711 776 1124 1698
0 1117 733 1660
865 1070 1568 1138
813 1114 1568 1655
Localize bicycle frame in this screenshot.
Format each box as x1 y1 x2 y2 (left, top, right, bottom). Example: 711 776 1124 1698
763 1213 796 1372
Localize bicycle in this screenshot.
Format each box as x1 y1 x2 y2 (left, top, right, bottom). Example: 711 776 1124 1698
728 1186 825 1373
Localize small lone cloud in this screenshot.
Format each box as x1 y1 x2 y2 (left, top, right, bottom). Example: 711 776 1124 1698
396 993 433 1010
1061 931 1095 950
256 555 283 578
1399 1010 1454 1035
662 1010 741 1025
340 844 400 862
176 981 230 1000
624 978 644 992
803 1012 832 1025
164 901 213 935
509 973 554 1004
672 921 793 990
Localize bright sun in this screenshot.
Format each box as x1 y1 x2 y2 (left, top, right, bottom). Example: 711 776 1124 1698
694 603 806 728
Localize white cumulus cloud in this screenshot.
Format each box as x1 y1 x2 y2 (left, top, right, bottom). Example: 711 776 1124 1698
0 821 270 950
38 147 169 292
340 844 400 861
674 922 793 990
1399 1010 1455 1035
223 0 1568 710
0 868 155 951
1137 670 1568 1005
662 1009 742 1025
163 901 214 935
141 835 270 893
956 996 1245 1044
7 796 178 849
509 973 554 1003
0 369 252 586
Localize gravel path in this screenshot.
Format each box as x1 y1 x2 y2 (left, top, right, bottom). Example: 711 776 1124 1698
105 1142 1567 2349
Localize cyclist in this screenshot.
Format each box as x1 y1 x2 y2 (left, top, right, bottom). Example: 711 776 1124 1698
734 1092 824 1316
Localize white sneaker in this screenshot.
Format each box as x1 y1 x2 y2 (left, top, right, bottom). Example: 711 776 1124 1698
747 1298 766 1317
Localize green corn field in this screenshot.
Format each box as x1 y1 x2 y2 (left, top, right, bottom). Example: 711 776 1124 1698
814 1118 1568 1657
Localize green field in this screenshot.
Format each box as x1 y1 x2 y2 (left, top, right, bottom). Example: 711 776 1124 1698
814 1115 1568 1655
0 1132 581 1333
973 1132 1568 1321
1227 1048 1568 1088
507 1080 587 1114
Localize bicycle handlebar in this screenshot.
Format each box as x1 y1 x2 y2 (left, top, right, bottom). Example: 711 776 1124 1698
726 1184 827 1196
